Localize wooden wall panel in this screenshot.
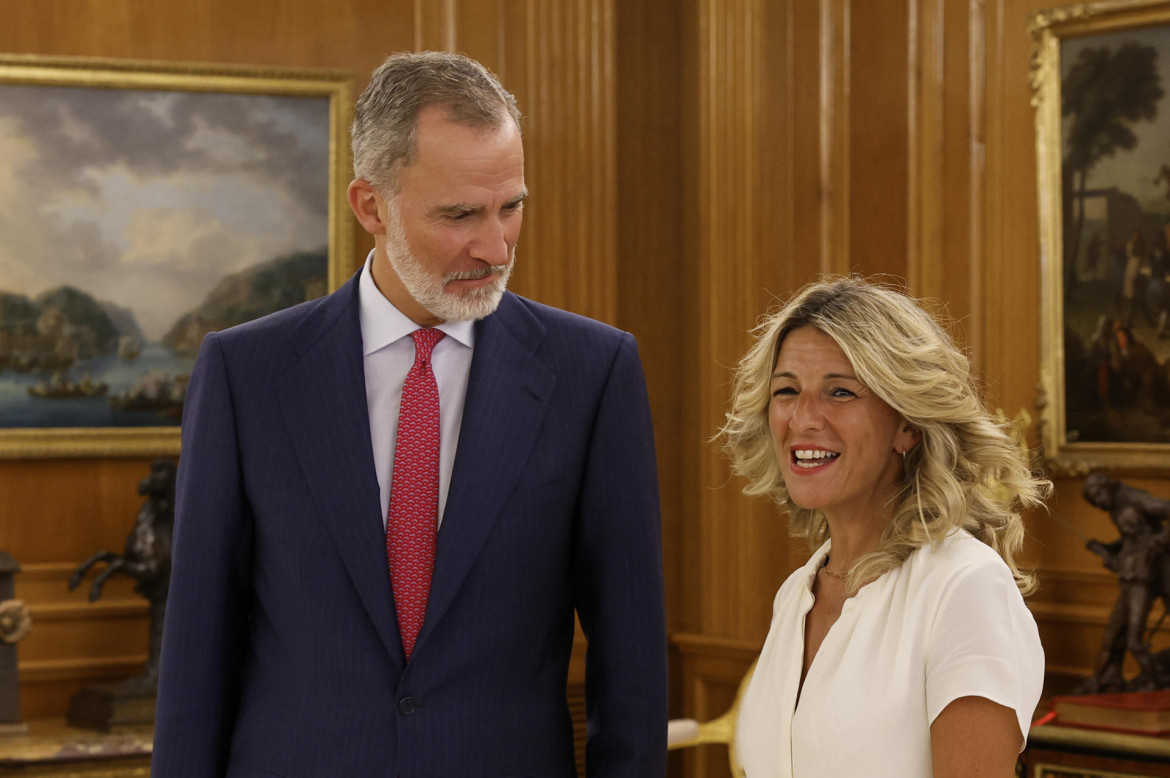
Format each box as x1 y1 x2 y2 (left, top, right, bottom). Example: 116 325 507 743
907 0 981 335
849 1 911 278
613 0 686 644
16 564 148 720
981 0 1045 413
497 0 618 324
820 0 853 276
0 0 411 92
791 1 827 287
692 0 764 641
415 0 458 51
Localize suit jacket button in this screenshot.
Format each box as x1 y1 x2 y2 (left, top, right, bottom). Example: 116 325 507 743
398 696 416 715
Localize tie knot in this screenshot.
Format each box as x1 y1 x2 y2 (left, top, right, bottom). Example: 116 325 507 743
410 328 445 362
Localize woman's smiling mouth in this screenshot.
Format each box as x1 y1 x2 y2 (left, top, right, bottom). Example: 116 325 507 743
792 448 841 469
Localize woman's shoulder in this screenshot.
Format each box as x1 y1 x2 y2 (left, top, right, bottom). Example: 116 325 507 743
911 528 1010 574
899 529 1020 603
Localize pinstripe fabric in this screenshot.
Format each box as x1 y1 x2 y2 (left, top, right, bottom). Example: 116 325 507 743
153 274 667 777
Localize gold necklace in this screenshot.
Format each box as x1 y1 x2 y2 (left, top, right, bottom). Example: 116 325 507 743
820 555 855 580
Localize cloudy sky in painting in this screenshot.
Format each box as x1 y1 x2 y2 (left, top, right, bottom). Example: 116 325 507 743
0 84 330 340
1062 25 1170 214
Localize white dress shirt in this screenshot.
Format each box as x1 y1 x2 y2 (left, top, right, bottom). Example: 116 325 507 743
358 252 475 529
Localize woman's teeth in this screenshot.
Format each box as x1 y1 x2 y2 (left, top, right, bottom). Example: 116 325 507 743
793 450 840 468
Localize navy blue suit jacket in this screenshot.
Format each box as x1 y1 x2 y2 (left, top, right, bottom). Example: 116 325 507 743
152 275 667 777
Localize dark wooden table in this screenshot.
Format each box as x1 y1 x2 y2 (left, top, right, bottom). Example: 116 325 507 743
1022 723 1170 778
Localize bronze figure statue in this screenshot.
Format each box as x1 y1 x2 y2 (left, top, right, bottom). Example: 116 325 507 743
70 459 176 694
1080 473 1170 693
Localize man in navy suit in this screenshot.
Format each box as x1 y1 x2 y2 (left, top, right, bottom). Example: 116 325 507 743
152 52 667 777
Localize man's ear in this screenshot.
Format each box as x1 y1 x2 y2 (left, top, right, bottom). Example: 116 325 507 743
347 178 388 236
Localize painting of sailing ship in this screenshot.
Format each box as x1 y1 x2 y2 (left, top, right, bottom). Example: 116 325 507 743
0 57 350 449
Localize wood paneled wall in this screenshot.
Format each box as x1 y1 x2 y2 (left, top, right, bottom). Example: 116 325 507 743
0 1 1154 777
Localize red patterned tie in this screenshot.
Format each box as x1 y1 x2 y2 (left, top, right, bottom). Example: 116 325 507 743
387 328 445 661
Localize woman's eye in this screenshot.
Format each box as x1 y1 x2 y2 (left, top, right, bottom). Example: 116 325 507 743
772 386 797 397
830 387 856 398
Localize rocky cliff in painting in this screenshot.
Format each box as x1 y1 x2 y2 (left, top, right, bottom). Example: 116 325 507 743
163 249 328 356
36 287 121 353
0 287 138 373
101 301 145 342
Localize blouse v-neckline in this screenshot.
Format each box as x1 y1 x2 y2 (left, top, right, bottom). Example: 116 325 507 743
795 544 876 706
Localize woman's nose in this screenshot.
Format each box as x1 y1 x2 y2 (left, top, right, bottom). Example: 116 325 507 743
790 393 824 430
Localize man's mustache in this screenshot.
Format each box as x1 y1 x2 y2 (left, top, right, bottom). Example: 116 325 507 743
445 263 511 282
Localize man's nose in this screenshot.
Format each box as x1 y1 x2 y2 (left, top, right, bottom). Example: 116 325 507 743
469 218 513 267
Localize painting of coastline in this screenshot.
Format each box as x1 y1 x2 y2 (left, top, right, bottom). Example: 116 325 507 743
0 250 326 427
0 57 351 454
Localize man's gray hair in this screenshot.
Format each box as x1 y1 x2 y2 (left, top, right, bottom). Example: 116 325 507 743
352 51 522 192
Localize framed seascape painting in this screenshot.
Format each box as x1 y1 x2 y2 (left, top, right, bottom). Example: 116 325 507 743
0 55 352 457
1033 0 1170 474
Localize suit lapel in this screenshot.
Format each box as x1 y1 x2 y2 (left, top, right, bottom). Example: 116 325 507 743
277 276 405 669
414 294 555 653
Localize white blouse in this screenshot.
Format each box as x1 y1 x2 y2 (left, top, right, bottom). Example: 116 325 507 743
736 529 1044 778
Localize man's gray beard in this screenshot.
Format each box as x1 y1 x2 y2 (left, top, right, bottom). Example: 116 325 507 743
384 204 512 322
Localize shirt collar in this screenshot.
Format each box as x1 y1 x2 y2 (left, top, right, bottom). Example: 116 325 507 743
358 250 476 355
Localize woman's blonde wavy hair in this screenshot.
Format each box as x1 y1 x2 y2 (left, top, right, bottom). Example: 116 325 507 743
721 276 1049 594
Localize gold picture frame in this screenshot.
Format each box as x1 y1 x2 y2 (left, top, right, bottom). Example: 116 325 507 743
1034 766 1160 778
1032 1 1170 475
0 54 353 458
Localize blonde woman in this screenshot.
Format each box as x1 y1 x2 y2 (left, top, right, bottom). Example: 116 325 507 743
723 276 1047 777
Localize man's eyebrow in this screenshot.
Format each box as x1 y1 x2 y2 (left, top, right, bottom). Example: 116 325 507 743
434 192 529 216
436 203 478 216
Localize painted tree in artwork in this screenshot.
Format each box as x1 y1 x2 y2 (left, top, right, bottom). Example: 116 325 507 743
1062 42 1162 289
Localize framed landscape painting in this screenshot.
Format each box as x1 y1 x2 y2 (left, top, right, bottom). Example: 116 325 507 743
1033 0 1170 474
0 55 352 457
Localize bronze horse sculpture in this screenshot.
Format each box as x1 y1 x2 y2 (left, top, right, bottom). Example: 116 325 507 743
70 459 176 692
